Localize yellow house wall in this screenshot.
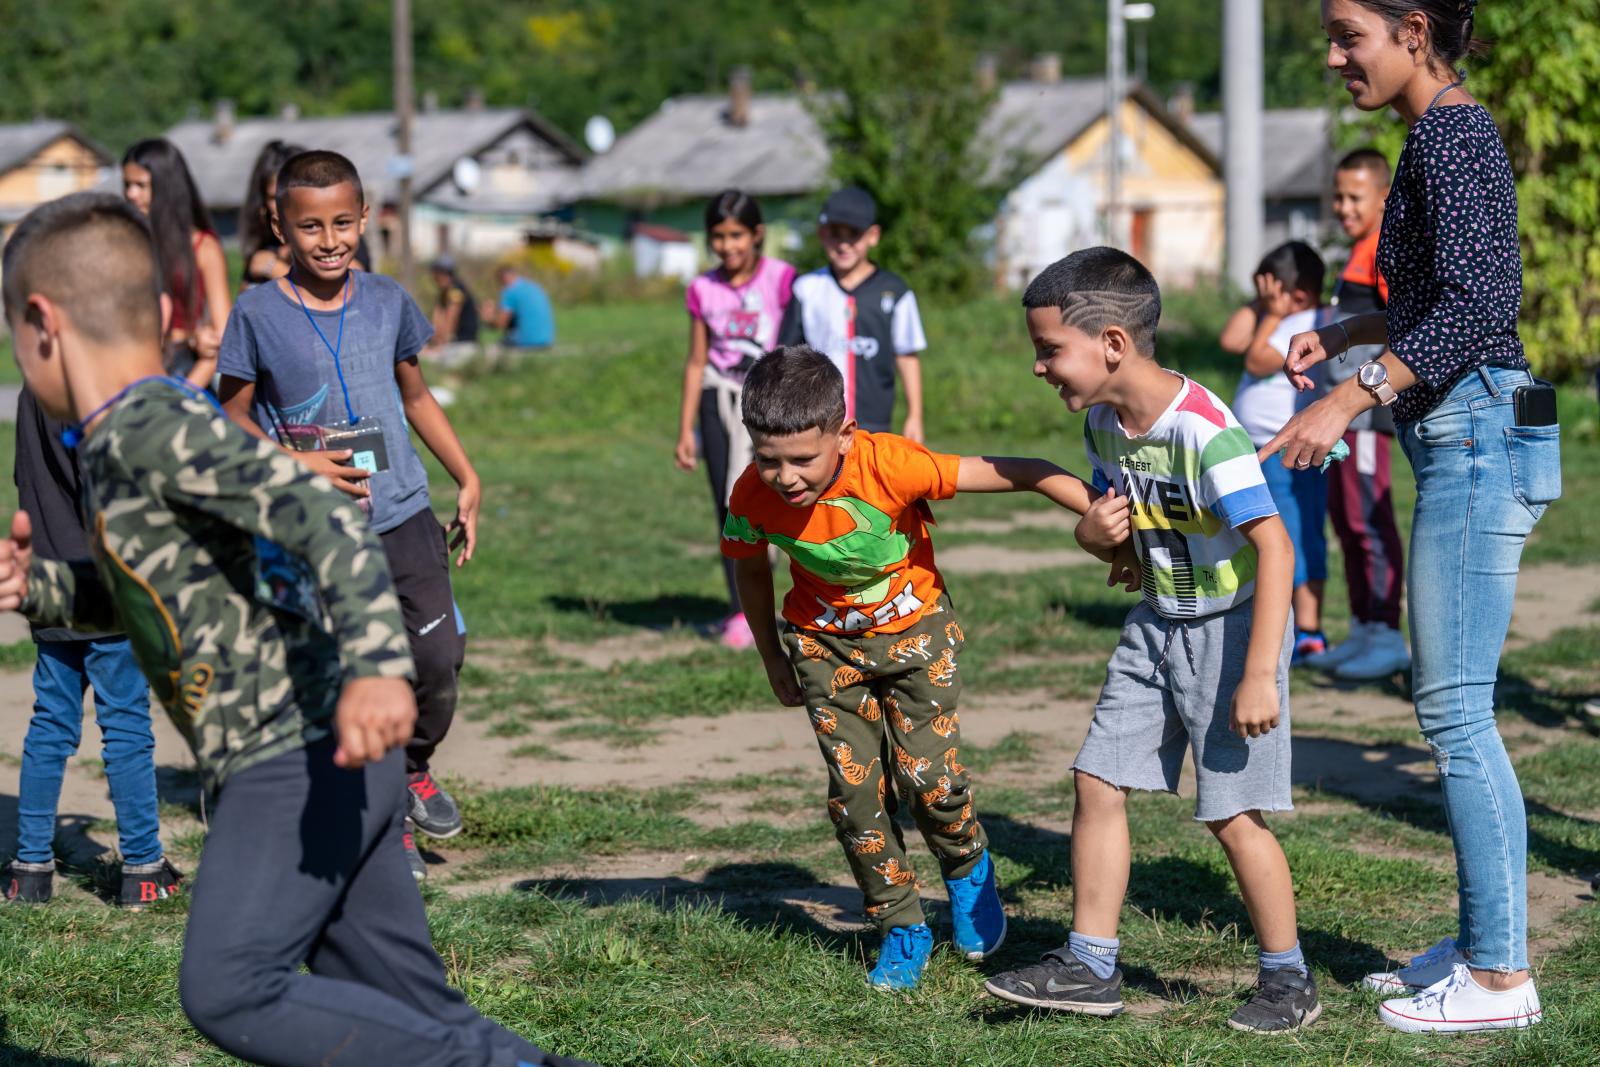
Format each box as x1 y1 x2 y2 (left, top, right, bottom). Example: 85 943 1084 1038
1062 101 1224 284
0 137 107 205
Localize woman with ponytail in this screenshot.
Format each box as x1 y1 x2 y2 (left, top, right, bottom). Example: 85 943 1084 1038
1261 0 1559 1033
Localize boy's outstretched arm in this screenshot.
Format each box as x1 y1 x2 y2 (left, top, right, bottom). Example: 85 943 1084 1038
1232 515 1294 740
0 512 119 632
395 357 481 567
733 554 803 707
956 456 1096 514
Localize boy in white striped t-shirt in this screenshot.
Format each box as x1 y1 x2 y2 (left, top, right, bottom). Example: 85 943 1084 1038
985 248 1318 1035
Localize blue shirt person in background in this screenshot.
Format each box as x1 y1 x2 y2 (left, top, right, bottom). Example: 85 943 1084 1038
482 265 555 348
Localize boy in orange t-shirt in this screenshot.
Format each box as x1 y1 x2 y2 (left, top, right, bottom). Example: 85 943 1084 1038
722 345 1101 991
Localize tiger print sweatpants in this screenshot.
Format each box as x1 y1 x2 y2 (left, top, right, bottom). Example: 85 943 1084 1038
782 597 988 932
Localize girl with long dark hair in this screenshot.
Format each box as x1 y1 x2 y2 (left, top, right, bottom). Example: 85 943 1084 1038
122 138 231 388
675 189 796 649
239 139 304 288
1263 0 1560 1033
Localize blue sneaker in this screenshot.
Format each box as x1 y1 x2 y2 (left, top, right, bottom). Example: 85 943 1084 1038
945 850 1006 960
868 923 934 990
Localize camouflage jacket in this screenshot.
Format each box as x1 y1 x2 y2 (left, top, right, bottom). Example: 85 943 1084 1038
22 380 414 789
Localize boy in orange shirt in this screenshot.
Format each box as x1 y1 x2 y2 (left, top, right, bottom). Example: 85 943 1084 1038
722 345 1101 990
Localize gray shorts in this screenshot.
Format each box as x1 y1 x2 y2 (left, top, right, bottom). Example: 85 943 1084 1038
1073 598 1293 822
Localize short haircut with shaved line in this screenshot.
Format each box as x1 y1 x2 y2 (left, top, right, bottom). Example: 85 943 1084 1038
1021 246 1162 356
1336 147 1392 187
2 192 162 345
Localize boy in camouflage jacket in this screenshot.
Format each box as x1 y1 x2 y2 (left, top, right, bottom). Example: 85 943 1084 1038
0 193 589 1066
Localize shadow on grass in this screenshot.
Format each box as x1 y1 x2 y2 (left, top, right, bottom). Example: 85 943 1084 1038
0 1020 94 1066
1044 598 1129 632
512 860 867 954
543 594 728 628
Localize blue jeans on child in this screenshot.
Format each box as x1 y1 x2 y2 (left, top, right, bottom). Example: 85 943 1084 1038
17 638 161 866
1399 365 1562 973
1258 458 1328 589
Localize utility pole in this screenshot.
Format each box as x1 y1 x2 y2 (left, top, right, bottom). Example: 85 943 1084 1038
393 0 415 291
1105 0 1126 249
1223 0 1264 293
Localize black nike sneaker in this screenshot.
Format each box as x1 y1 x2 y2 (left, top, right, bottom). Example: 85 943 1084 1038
984 949 1125 1016
119 858 183 910
1227 968 1322 1033
2 860 54 904
407 770 463 839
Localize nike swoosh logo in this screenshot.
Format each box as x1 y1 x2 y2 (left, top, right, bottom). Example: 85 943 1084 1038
417 613 449 636
1044 978 1092 994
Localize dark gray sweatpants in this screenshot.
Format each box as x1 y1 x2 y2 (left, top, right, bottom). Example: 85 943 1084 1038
178 738 583 1067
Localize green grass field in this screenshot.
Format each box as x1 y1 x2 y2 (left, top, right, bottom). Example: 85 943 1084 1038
1 296 1598 1065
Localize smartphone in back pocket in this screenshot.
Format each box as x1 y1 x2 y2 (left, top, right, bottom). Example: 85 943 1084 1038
1513 380 1558 427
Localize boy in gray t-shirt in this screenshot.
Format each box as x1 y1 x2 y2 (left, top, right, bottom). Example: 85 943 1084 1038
219 150 480 878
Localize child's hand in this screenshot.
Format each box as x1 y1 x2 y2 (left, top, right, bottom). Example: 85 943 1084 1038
1075 487 1131 557
0 511 33 612
193 323 222 364
1105 541 1140 593
294 449 372 498
1253 273 1295 319
1229 674 1280 739
674 431 698 472
901 413 925 445
449 476 480 567
1282 328 1336 391
333 676 417 768
764 658 804 707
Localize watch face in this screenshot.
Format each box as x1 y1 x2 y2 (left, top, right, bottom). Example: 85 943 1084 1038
1359 362 1386 387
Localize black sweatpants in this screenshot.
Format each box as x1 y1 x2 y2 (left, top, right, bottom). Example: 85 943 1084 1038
380 509 466 772
698 388 742 612
179 739 587 1066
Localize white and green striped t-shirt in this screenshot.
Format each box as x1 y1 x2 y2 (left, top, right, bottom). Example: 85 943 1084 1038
1085 376 1278 619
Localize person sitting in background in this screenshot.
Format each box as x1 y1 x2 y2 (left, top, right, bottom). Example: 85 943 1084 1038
481 265 554 350
424 255 479 363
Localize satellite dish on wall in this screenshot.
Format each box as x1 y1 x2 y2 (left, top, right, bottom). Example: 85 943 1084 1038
584 115 616 154
452 157 482 194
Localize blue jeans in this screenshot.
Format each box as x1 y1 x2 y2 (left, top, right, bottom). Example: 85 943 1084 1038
1259 457 1328 590
17 638 162 865
1399 365 1562 972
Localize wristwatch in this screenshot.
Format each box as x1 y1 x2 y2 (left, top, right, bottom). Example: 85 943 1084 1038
1358 360 1398 407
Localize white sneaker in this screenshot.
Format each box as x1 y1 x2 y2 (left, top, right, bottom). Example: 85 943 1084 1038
1335 625 1412 681
1302 620 1373 672
1362 936 1465 992
1378 963 1541 1033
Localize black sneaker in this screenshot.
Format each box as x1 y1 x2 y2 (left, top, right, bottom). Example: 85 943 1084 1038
1227 968 1322 1033
2 860 54 904
407 770 463 839
984 949 1125 1016
119 858 183 909
403 821 428 882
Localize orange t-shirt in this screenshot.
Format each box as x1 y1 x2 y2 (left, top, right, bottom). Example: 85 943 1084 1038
1340 229 1389 305
721 431 959 635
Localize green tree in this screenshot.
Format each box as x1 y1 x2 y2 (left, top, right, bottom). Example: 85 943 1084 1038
793 0 1002 300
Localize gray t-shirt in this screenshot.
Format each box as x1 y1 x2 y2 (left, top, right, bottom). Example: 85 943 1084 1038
219 274 434 534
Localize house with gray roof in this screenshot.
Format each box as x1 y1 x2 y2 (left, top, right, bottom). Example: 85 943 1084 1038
578 66 1229 287
1189 108 1332 249
163 103 584 263
0 120 112 226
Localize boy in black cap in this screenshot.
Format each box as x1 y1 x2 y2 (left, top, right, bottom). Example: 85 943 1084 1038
778 186 928 440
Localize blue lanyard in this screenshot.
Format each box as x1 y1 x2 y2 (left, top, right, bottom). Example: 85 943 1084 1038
286 273 358 426
63 375 217 448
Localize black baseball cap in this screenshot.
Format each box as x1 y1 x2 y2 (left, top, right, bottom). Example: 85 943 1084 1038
819 186 876 231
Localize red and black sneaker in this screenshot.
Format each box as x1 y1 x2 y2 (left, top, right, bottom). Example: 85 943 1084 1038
406 770 463 839
2 860 54 904
119 858 183 910
402 821 428 882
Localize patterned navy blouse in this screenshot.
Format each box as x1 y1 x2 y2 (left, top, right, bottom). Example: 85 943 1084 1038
1377 103 1528 423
